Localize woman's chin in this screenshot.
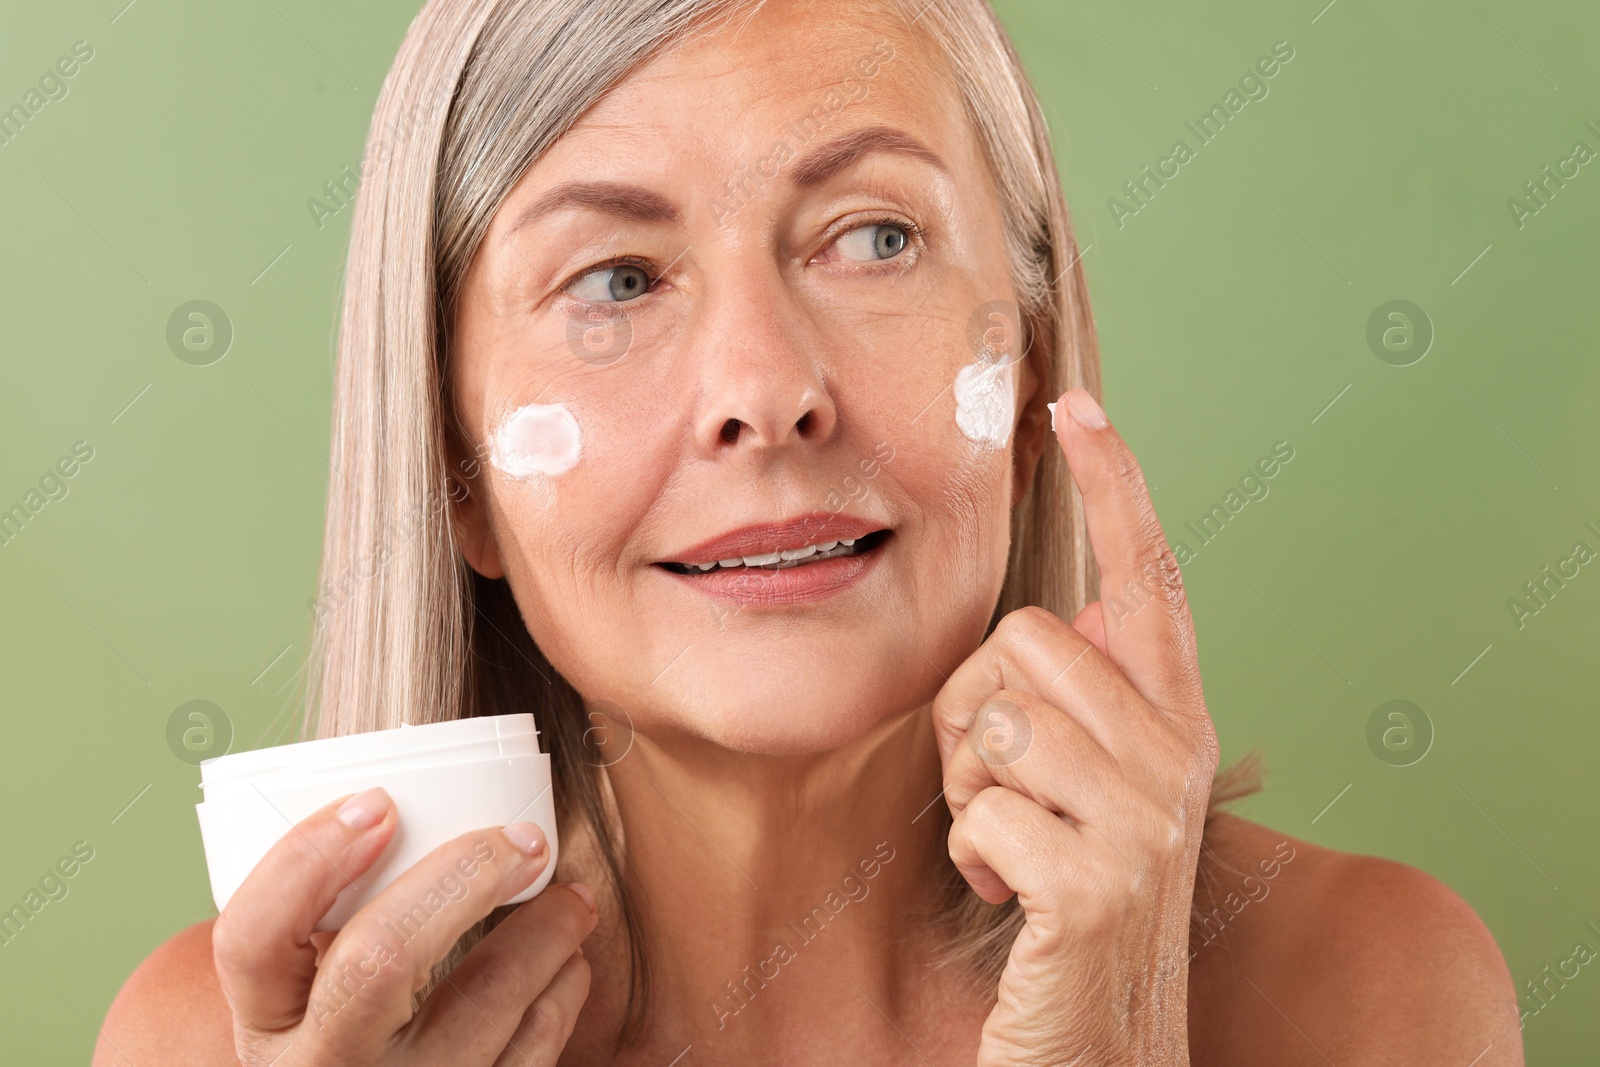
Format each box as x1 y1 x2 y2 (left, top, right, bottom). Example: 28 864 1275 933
664 667 932 757
568 614 975 757
691 709 900 757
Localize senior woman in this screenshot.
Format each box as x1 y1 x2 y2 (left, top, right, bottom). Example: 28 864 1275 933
99 0 1521 1063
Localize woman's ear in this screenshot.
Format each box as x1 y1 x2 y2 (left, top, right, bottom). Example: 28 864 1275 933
445 427 507 580
1010 352 1053 506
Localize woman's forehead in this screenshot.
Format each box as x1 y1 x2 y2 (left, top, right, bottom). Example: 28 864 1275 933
526 7 962 185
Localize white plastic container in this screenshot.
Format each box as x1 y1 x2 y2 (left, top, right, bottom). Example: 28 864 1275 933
196 713 557 931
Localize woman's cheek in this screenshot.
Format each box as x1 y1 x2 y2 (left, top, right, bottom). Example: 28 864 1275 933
489 401 583 478
951 356 1017 449
480 400 589 597
479 398 617 674
940 360 1027 597
482 393 672 577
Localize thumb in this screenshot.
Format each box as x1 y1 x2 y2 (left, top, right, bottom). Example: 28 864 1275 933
1071 600 1108 656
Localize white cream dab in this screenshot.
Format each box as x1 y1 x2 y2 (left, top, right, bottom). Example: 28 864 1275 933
953 356 1017 448
489 403 582 478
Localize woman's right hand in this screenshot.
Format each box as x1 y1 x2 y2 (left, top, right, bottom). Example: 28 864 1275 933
210 786 596 1066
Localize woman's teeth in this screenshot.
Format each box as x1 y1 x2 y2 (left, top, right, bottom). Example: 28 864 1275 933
687 538 859 572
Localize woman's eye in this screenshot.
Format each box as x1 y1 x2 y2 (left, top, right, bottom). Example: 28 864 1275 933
833 222 911 263
567 262 652 303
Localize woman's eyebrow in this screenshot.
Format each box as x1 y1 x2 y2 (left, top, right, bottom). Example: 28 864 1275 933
508 181 683 233
790 125 951 187
504 126 947 235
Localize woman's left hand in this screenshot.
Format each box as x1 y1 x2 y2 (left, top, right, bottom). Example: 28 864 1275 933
932 388 1220 1067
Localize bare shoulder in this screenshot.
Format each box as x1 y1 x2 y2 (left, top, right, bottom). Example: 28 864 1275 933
1188 813 1523 1066
97 917 240 1066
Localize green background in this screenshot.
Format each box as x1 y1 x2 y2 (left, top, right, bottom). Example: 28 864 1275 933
2 0 1595 1060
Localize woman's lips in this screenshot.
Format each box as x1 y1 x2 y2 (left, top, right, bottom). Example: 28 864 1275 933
662 513 885 567
656 529 891 604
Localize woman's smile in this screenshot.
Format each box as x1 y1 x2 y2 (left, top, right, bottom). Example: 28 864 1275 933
654 515 894 605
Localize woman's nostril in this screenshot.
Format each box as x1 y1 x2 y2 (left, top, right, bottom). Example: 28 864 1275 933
714 408 823 447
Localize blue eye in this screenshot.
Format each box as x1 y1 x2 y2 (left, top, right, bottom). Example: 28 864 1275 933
568 262 652 303
835 222 912 262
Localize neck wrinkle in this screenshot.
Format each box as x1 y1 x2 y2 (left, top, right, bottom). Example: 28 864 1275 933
590 698 958 1054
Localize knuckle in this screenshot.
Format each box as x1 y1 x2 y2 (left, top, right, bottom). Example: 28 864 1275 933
1133 538 1187 613
452 833 502 874
968 691 1035 767
1157 724 1218 813
466 951 532 1008
1107 437 1146 486
489 951 534 996
345 915 417 988
998 605 1066 651
1173 715 1221 782
1001 604 1051 638
1142 805 1184 853
446 832 524 892
209 912 254 975
962 784 1010 828
992 686 1036 711
521 997 568 1047
284 824 340 872
992 608 1030 646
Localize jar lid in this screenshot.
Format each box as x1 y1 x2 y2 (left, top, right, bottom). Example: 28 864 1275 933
198 713 538 788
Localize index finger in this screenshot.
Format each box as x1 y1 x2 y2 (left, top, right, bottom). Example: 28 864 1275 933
307 822 553 1049
1050 388 1205 713
929 604 1132 770
211 787 400 1034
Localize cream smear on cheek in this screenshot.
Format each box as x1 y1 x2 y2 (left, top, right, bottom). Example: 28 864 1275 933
488 402 582 478
953 356 1017 448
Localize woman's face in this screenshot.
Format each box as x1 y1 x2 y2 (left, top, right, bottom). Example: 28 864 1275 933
449 0 1052 755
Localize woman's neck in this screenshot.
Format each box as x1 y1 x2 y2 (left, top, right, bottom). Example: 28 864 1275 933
580 700 970 1060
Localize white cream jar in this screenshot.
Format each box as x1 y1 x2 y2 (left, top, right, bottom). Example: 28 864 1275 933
195 713 557 931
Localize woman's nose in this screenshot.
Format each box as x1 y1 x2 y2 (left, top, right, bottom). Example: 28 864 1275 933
685 275 838 458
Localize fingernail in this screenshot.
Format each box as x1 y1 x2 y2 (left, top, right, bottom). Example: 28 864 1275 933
566 880 597 913
503 821 547 857
337 787 391 831
1066 389 1107 429
1046 400 1058 426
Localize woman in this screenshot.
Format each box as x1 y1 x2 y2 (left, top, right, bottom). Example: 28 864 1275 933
99 0 1522 1063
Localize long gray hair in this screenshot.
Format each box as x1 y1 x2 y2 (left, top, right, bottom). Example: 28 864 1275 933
302 0 1263 1047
